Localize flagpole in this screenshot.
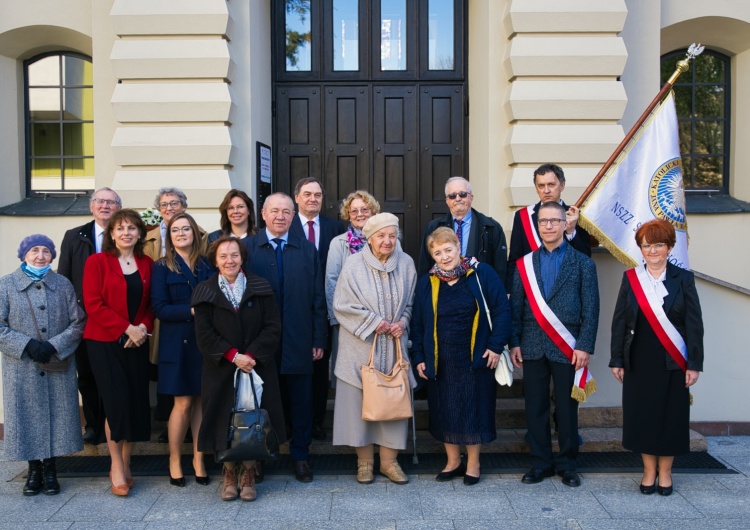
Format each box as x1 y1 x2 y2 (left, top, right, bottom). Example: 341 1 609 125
574 44 704 208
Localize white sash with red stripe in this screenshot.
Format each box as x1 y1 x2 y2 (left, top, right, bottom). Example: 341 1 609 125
517 253 596 402
520 204 541 251
626 267 688 371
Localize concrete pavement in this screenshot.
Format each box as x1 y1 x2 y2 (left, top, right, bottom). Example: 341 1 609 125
0 437 749 529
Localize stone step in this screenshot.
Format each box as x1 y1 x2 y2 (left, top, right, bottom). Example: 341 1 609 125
71 427 707 457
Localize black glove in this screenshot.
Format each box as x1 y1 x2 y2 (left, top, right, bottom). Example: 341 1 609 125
40 341 58 361
24 339 52 364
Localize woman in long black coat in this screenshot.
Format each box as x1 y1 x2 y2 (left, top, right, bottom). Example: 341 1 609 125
192 236 284 503
610 219 703 497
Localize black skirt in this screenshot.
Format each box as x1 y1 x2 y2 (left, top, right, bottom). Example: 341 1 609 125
622 310 690 456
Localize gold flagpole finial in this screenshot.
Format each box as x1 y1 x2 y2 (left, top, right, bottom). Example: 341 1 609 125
668 43 705 85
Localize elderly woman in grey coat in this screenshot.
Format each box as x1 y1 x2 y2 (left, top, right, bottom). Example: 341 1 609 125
332 213 418 485
0 235 85 496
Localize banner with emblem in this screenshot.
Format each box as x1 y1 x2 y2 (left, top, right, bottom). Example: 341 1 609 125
577 91 690 270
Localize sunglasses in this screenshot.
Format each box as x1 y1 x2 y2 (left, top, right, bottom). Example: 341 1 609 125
446 191 471 200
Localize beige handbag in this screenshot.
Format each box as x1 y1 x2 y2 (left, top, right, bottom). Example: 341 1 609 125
360 337 413 422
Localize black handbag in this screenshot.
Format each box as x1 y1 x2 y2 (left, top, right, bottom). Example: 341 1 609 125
215 370 280 463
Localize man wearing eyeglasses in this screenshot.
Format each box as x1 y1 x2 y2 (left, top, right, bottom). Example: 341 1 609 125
143 187 208 444
506 164 591 291
509 201 599 488
417 176 507 278
58 187 123 445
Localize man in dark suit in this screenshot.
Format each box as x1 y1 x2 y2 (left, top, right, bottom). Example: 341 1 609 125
509 201 599 488
244 192 328 483
289 177 345 441
506 164 591 291
57 187 122 444
417 176 507 279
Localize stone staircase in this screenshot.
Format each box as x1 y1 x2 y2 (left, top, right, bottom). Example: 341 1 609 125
73 374 707 457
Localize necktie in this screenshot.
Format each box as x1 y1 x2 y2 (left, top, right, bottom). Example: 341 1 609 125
455 219 463 253
272 238 284 312
307 220 316 246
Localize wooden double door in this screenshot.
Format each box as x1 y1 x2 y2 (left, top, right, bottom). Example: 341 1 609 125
275 83 465 258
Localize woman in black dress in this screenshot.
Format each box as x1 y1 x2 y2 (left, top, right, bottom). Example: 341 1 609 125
151 213 214 486
610 219 704 496
412 227 511 485
192 236 285 502
83 209 154 497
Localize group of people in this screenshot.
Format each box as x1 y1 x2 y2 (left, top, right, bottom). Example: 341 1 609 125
0 163 704 502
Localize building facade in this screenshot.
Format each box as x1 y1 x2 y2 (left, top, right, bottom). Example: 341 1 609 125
0 0 748 429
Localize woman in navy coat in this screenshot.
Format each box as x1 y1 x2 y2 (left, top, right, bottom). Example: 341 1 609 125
151 213 214 486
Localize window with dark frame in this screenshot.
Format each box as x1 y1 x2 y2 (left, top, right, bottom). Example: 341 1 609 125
24 52 94 195
661 49 730 193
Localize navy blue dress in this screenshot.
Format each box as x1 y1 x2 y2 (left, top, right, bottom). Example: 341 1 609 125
151 255 214 396
427 277 497 445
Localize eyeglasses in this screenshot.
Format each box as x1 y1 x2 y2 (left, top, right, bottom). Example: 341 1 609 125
538 218 564 226
170 226 192 234
446 191 471 200
91 198 119 206
349 208 371 216
640 243 667 251
159 200 182 210
227 205 247 212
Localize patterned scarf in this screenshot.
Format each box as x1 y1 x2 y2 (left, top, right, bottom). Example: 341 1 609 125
346 224 367 255
218 270 246 310
430 256 473 283
21 262 51 282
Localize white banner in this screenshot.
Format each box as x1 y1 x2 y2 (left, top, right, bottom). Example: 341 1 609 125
580 91 690 270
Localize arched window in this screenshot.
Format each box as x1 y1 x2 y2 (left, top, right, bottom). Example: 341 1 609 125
661 49 730 193
24 52 94 194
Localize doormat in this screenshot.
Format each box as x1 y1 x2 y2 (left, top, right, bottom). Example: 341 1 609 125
46 451 734 478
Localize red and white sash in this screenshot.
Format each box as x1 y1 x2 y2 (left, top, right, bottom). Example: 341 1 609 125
520 205 542 251
625 267 688 371
517 253 596 402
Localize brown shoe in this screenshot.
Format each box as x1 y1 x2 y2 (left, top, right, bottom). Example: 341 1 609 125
380 462 408 485
356 460 374 484
239 465 257 502
220 464 239 501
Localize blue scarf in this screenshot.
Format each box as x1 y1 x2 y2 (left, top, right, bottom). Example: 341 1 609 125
21 262 51 282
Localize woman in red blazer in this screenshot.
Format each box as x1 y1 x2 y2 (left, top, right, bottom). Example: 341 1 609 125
83 209 154 497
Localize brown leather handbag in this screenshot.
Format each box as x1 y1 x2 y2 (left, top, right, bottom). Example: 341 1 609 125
360 337 412 422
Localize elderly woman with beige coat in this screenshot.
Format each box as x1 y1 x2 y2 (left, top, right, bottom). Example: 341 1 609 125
332 213 418 485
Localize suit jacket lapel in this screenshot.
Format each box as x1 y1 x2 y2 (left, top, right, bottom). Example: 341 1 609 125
662 264 680 314
546 245 574 301
465 209 478 257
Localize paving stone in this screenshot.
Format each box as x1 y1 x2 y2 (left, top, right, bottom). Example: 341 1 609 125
682 489 750 517
0 492 75 522
143 492 241 522
419 490 513 520
69 524 147 530
331 491 422 520
577 519 657 529
49 493 159 523
454 519 583 530
650 518 750 530
593 490 703 519
552 473 638 492
0 524 75 530
394 521 455 530
507 489 611 519
143 522 207 530
211 521 396 530
236 491 332 520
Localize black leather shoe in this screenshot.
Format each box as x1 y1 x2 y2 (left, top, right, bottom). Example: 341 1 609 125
23 460 43 496
656 483 673 496
42 458 60 495
195 475 210 486
463 474 480 486
435 461 466 482
640 482 657 495
82 427 96 444
521 467 555 484
311 425 327 441
292 460 313 483
169 475 186 487
255 460 265 484
560 471 581 488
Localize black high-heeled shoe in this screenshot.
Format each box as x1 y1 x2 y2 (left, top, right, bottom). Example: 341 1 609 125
656 483 673 496
463 474 480 486
639 482 656 494
435 461 466 482
195 475 210 486
169 475 186 487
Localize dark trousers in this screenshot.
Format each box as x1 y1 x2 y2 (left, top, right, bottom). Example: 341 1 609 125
523 357 579 472
280 373 313 461
74 341 102 431
311 328 334 427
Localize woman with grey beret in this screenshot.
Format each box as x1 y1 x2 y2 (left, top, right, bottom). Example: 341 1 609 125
0 234 85 496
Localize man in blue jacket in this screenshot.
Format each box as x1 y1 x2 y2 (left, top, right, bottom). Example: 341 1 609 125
509 202 599 488
244 193 328 483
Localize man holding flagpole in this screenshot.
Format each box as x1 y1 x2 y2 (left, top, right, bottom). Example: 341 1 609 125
506 164 591 291
509 201 599 488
